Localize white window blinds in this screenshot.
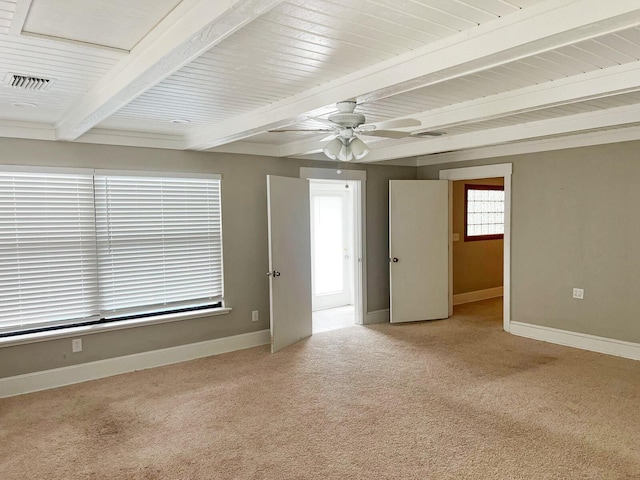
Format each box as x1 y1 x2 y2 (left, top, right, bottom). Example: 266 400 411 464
0 167 224 336
94 173 223 317
0 169 99 334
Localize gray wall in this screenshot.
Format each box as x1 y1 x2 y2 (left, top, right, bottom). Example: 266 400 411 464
0 138 415 378
419 140 640 344
6 136 640 378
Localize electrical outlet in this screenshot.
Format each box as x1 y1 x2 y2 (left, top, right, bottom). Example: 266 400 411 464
252 310 259 322
572 288 584 300
71 338 82 353
452 233 460 242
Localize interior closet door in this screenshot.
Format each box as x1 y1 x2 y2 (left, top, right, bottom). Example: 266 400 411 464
389 180 450 323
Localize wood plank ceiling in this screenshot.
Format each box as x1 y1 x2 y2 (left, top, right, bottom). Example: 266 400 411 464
1 0 640 164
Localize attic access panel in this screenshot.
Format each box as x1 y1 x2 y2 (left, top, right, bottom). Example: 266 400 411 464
20 0 182 51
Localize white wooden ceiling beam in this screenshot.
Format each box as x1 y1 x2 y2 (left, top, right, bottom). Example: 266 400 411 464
416 125 640 166
206 141 282 157
185 0 640 150
361 103 640 163
55 0 287 141
9 0 32 36
76 129 186 150
277 134 338 157
279 61 640 158
409 61 640 133
0 120 55 141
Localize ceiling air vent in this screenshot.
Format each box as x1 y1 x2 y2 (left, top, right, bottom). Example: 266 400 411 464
4 73 54 91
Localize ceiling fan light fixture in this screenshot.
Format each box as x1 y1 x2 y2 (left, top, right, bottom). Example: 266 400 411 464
349 137 369 160
323 137 344 160
323 135 369 162
339 143 353 162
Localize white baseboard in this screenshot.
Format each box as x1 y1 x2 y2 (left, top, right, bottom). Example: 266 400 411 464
0 329 270 399
364 309 390 325
453 286 503 305
510 322 640 361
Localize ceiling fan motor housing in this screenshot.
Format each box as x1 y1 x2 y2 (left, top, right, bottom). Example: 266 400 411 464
328 100 366 128
328 112 366 128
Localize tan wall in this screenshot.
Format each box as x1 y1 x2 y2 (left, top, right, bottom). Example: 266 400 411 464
418 140 640 344
0 138 415 378
452 178 504 295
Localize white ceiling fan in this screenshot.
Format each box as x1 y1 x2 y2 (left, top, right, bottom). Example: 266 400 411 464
268 101 431 161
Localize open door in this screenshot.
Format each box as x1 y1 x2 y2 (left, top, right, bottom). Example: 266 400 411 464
389 180 449 323
267 175 312 353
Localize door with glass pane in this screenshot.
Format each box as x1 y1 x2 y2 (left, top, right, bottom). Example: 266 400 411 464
310 182 353 311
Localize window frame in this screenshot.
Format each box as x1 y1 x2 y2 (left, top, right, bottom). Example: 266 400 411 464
464 183 505 242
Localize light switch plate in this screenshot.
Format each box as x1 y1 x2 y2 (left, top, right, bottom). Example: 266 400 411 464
452 233 460 242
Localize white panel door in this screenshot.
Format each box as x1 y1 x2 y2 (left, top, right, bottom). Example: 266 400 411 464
267 175 312 353
389 180 449 323
310 185 353 310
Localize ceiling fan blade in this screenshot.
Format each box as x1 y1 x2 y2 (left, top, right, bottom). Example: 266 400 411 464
268 128 334 133
361 130 411 139
371 118 422 130
306 116 340 128
318 133 337 142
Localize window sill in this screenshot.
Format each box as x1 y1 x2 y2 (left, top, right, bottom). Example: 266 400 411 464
0 307 232 348
464 234 504 242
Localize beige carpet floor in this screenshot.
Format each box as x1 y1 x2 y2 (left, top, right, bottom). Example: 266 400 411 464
2 298 640 479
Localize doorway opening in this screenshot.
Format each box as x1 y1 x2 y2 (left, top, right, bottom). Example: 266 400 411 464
309 179 358 333
451 177 505 329
440 163 512 332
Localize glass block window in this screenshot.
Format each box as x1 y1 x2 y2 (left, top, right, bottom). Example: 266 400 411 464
465 184 505 241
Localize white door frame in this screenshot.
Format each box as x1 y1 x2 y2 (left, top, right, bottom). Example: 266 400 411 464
300 167 366 325
439 163 512 332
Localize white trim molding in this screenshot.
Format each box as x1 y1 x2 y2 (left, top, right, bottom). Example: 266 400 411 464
453 287 503 306
300 167 366 182
8 0 32 36
510 322 640 362
0 329 270 399
364 309 390 325
439 163 512 332
439 163 512 180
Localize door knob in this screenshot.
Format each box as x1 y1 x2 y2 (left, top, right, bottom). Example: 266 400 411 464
392 257 399 263
267 270 281 277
